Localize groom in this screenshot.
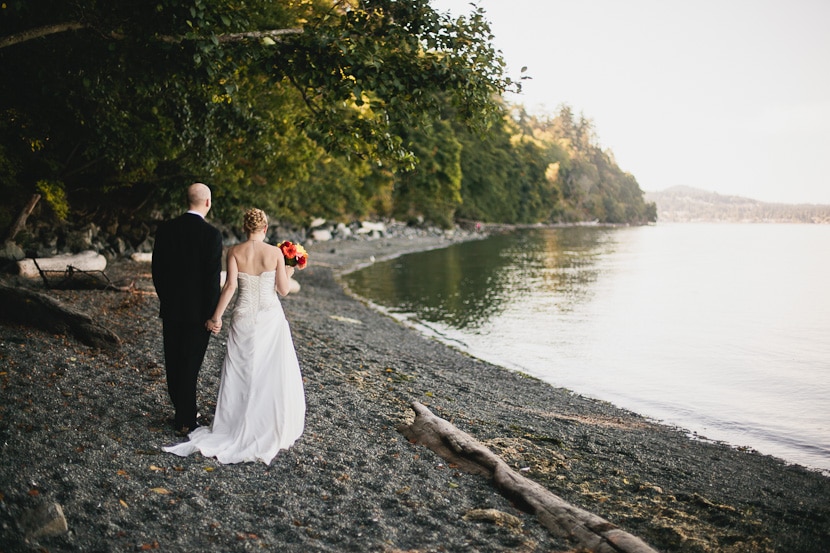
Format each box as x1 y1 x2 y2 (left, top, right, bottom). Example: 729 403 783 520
152 183 223 435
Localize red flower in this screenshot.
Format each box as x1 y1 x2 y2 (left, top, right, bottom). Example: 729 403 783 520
277 240 308 269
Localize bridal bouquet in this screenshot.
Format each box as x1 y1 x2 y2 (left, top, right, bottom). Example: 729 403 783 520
277 240 308 269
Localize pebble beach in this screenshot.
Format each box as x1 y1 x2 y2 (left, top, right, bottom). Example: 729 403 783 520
1 227 829 552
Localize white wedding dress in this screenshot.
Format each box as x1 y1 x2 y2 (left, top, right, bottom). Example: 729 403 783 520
163 271 305 464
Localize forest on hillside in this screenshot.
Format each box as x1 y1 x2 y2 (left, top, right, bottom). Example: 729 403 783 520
0 0 655 249
646 186 830 223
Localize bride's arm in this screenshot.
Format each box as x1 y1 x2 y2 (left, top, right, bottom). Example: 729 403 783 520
274 251 294 297
207 251 239 334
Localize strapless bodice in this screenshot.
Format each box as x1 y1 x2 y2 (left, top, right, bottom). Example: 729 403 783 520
234 271 279 315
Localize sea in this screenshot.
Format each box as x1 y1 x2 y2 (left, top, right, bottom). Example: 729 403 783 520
342 223 830 474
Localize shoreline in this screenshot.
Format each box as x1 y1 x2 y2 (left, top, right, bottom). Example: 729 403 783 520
1 230 828 552
323 229 830 477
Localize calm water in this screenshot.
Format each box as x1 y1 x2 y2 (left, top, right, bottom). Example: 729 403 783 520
343 224 830 473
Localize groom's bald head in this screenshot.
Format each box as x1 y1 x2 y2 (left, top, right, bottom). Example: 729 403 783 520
187 182 212 215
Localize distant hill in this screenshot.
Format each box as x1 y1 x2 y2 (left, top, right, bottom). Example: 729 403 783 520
644 186 830 223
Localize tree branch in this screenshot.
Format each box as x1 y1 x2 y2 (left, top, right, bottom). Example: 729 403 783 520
287 73 322 115
0 22 87 49
0 23 302 49
217 28 303 43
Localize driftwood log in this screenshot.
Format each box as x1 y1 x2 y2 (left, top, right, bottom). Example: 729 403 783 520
398 401 659 553
17 250 107 279
0 283 120 350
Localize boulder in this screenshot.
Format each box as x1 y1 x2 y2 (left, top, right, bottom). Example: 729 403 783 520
335 223 352 238
0 240 25 262
65 224 99 251
310 229 333 242
359 221 386 234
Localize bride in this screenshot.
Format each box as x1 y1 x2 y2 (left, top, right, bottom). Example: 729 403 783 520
163 208 305 464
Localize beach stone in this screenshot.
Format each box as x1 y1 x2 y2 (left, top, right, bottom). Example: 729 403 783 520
135 237 154 253
110 237 128 256
640 484 664 496
131 252 153 263
335 223 352 238
463 508 524 531
310 217 327 228
358 221 386 236
20 502 68 540
0 240 25 262
311 229 333 242
65 224 100 251
35 248 58 258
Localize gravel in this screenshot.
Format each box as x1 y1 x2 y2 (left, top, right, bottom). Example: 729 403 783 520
1 228 828 552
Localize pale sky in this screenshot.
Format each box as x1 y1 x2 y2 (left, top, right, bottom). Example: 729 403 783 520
431 0 830 204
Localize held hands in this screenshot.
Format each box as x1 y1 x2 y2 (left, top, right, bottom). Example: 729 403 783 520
206 318 222 335
285 265 295 278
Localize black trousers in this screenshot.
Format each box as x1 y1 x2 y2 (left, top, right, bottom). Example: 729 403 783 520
162 319 211 430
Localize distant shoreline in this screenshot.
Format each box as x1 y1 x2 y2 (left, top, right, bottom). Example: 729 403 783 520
646 185 830 223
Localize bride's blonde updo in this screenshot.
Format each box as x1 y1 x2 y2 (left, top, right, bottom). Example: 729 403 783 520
243 208 268 234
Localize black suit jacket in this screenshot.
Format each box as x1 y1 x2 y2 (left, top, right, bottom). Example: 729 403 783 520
152 213 223 322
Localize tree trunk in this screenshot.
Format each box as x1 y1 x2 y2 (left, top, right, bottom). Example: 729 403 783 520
398 401 659 553
0 283 120 350
7 194 41 241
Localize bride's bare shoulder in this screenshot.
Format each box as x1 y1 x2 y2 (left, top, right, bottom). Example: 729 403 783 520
226 242 247 258
265 243 283 266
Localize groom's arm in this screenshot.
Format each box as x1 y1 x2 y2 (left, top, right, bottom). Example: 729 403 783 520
151 222 171 302
203 226 223 314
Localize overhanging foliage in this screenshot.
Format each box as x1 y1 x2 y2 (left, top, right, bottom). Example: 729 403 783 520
0 0 653 237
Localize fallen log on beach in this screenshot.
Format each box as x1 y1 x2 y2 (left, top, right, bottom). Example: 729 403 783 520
0 283 121 350
16 250 107 279
398 401 659 553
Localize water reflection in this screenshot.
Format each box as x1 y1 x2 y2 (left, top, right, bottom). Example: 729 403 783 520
343 227 615 329
344 224 830 472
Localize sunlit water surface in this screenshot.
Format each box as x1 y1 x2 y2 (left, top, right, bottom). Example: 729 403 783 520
343 224 830 473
